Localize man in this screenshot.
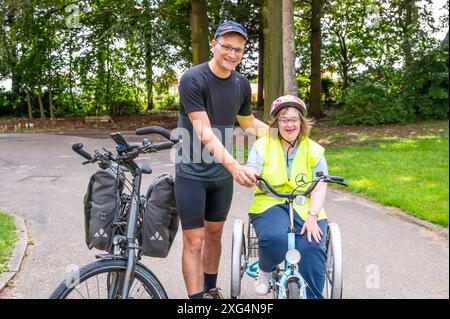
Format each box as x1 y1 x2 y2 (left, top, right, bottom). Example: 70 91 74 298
175 21 268 299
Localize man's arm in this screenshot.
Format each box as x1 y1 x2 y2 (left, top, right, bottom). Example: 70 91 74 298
237 114 269 137
188 111 256 187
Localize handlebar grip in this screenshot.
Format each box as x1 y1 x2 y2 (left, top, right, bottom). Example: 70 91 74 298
256 176 284 198
335 181 348 187
152 141 174 151
72 143 92 160
135 126 180 143
328 175 344 182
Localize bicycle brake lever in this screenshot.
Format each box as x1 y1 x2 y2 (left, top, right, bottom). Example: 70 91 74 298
336 181 348 187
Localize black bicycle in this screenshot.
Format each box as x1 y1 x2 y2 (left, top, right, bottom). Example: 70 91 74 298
50 126 180 299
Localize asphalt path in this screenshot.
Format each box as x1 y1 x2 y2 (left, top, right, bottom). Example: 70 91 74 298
0 133 448 299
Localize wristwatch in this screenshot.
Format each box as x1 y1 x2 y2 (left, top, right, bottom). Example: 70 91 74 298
308 209 319 218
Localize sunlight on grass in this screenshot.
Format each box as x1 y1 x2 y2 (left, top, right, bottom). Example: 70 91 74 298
0 212 17 274
327 134 449 226
352 178 376 189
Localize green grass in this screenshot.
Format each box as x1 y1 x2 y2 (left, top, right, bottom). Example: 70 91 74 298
326 132 449 226
0 212 18 274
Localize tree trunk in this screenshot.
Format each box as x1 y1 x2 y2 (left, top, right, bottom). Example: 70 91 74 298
144 0 154 111
145 55 154 111
26 89 33 119
37 84 45 119
310 0 324 118
402 0 414 68
257 26 264 110
263 0 284 121
190 0 209 65
49 74 54 119
342 60 349 89
282 0 297 95
68 30 76 116
96 48 106 115
106 45 111 115
47 48 55 119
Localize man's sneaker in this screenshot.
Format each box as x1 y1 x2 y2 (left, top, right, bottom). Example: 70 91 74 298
255 270 271 296
204 287 223 299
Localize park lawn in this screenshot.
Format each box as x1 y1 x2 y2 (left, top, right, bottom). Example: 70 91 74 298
325 132 449 226
0 212 17 274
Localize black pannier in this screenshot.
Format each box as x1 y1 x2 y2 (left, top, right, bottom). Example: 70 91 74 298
141 173 179 258
83 166 124 251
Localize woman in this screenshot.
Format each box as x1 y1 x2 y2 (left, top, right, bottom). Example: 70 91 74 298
246 95 329 299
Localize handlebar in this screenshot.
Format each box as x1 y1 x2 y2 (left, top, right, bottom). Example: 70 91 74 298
135 125 180 144
72 143 93 160
71 126 180 168
256 173 347 200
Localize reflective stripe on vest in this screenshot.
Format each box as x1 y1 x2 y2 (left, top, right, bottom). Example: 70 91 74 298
248 134 327 221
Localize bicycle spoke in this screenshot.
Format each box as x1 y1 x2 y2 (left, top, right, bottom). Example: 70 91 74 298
73 286 86 299
84 280 91 299
129 278 139 296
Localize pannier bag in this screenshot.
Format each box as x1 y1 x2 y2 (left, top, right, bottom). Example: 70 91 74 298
84 166 124 251
142 173 179 258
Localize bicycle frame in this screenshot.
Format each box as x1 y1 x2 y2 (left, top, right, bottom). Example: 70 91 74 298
275 198 307 299
244 198 308 299
242 174 347 299
121 164 142 299
71 127 179 299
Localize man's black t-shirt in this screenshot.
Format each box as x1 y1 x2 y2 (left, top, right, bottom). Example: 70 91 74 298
175 62 252 181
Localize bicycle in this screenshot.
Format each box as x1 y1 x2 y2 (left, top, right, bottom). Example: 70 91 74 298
230 173 347 299
50 126 181 299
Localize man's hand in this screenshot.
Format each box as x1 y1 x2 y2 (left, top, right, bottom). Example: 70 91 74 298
230 163 257 187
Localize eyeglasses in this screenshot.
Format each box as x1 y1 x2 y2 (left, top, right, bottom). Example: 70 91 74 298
278 117 300 125
215 40 245 55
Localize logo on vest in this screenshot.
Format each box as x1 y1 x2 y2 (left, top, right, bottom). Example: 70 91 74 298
295 173 307 186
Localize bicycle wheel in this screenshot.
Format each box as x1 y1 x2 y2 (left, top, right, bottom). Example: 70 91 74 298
323 222 343 299
49 258 167 299
230 219 246 299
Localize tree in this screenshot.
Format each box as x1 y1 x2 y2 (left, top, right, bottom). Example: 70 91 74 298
190 0 209 65
262 0 283 121
282 0 297 95
309 0 323 117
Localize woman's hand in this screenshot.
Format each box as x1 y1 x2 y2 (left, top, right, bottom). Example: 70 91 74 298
300 216 323 244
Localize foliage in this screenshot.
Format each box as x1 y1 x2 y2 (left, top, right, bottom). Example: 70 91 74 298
296 75 310 102
155 93 179 111
402 42 449 120
336 78 412 125
336 40 449 125
0 0 448 122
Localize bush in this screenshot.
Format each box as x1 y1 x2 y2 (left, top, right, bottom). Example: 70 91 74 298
296 75 310 102
155 93 179 111
321 77 341 107
402 44 449 120
336 79 412 125
335 43 449 125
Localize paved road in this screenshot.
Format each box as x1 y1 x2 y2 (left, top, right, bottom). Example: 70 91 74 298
0 133 448 299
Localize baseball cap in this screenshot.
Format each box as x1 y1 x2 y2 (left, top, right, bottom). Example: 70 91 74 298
214 21 248 40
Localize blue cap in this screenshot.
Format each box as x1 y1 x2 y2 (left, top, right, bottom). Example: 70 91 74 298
214 21 248 40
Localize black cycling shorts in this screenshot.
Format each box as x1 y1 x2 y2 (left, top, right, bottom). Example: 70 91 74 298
175 175 234 230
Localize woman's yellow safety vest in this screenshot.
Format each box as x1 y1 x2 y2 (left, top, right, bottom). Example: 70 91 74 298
248 134 327 221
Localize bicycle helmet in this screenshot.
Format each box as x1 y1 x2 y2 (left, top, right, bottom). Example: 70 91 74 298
270 95 307 119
